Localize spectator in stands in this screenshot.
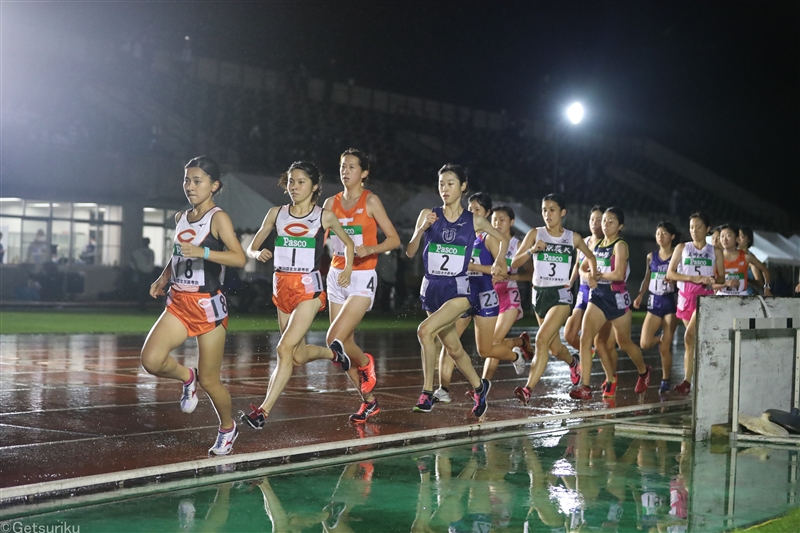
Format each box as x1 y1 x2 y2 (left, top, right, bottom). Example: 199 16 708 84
130 237 156 304
79 238 97 265
26 229 49 265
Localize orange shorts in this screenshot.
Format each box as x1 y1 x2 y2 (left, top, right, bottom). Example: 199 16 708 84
166 289 228 337
272 271 326 314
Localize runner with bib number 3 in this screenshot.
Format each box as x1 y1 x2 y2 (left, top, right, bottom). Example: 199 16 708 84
510 194 597 405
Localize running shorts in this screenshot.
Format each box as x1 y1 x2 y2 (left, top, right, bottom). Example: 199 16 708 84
532 285 573 318
495 281 523 321
272 271 326 314
676 286 713 321
166 289 228 337
326 267 377 310
419 275 469 314
647 292 677 319
589 285 630 321
575 283 591 310
466 274 499 318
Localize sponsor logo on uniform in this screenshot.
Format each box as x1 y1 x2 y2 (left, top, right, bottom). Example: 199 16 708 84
177 229 196 242
285 223 310 237
356 208 364 214
442 228 457 243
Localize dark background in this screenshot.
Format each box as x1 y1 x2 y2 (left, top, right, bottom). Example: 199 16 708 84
4 1 798 212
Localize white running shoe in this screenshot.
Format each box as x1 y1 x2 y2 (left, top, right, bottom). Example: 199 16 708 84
433 388 452 404
180 368 198 413
209 422 239 456
512 347 527 376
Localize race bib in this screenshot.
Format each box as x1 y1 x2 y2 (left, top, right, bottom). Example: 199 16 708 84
274 235 316 272
171 255 206 288
467 247 482 277
535 250 571 283
332 225 363 256
198 292 228 323
615 291 631 310
478 289 499 310
427 242 466 277
649 271 674 295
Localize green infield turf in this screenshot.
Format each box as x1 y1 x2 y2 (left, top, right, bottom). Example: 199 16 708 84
0 308 647 335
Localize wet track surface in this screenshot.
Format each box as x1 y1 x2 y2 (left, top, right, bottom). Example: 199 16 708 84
0 327 690 493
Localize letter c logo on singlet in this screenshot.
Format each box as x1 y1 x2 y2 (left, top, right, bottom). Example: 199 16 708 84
177 229 196 242
284 223 309 237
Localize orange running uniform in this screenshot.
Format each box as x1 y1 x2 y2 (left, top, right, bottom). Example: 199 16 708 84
271 205 327 314
166 207 229 336
329 190 378 271
716 249 749 296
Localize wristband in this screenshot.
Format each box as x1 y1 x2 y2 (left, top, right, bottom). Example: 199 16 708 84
527 249 534 257
203 247 210 259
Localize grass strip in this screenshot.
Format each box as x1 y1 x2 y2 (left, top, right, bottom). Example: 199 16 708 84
0 308 647 335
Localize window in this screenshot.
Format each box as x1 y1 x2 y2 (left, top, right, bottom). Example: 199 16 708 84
0 199 123 265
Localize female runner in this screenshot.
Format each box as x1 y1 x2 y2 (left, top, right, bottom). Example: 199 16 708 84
572 207 652 400
141 156 246 456
713 224 772 297
737 226 763 295
633 221 680 393
564 205 616 391
434 195 531 404
323 148 400 423
481 205 534 381
406 165 509 416
511 194 597 405
666 212 724 395
240 161 355 428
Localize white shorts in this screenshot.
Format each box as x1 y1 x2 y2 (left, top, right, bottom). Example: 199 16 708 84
326 267 377 310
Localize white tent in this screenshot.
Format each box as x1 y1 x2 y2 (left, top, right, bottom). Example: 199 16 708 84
212 174 276 231
750 231 800 267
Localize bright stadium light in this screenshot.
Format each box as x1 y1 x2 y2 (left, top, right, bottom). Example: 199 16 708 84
566 102 584 125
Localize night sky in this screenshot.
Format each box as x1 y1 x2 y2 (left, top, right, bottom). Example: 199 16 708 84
4 1 799 213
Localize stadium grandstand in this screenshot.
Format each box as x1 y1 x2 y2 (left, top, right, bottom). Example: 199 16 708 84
2 25 797 302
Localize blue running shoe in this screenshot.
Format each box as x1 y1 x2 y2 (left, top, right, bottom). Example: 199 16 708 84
472 379 491 417
413 392 434 413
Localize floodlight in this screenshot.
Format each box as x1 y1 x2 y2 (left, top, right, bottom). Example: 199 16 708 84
566 102 584 125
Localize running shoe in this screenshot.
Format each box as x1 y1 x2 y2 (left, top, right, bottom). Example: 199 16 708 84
329 339 351 371
413 392 435 413
674 380 691 395
350 399 380 424
208 422 238 456
357 353 376 394
514 386 531 406
511 347 527 375
433 387 452 403
569 385 593 400
635 365 652 394
569 355 581 385
180 367 199 413
239 403 267 429
472 379 491 417
519 332 534 361
602 378 617 398
659 379 671 393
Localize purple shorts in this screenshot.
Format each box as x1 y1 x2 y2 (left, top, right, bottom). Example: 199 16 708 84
575 284 590 311
647 292 677 318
